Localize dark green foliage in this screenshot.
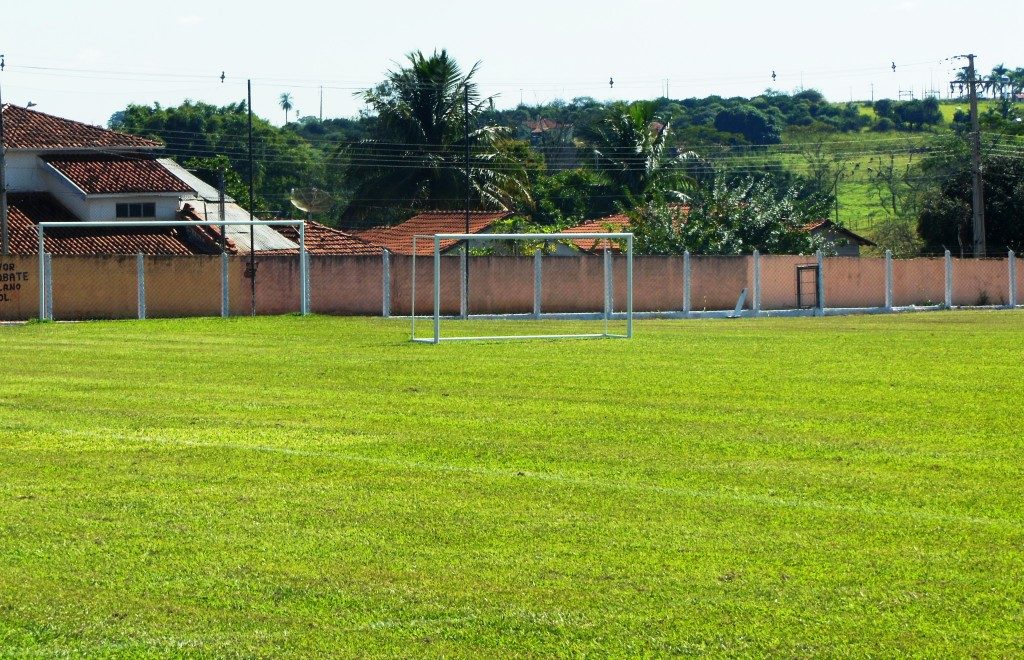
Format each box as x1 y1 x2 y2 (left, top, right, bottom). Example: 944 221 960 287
629 177 828 255
917 146 1024 255
532 168 618 226
873 98 943 131
713 106 783 144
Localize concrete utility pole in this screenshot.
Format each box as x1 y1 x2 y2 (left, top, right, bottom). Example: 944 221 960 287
952 54 986 257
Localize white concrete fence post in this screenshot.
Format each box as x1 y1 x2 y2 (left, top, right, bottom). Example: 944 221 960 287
944 249 953 309
44 253 53 321
815 250 825 315
382 249 392 318
603 248 613 321
752 250 762 314
136 253 146 320
885 249 894 311
459 248 468 320
1009 250 1017 310
221 252 230 318
533 249 542 319
683 250 691 316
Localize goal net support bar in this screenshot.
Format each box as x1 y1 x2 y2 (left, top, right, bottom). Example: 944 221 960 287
411 232 634 344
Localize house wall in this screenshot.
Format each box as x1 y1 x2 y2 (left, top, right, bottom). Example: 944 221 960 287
3 253 1021 322
5 152 47 191
81 196 182 222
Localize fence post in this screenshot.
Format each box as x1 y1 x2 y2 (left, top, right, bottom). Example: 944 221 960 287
885 249 893 311
136 253 146 320
221 253 229 318
944 249 953 309
683 250 691 316
382 249 392 318
752 250 761 314
44 253 53 321
1009 250 1017 310
533 249 542 319
603 249 612 323
815 250 825 315
459 248 468 320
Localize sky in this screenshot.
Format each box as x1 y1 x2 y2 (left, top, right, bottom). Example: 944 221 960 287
2 0 1023 127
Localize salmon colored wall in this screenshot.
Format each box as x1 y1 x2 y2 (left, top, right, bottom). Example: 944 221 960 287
4 254 1021 322
759 255 816 310
892 258 945 306
824 258 887 308
690 256 748 311
952 258 1011 306
145 256 221 318
50 255 137 320
311 255 383 315
0 257 40 321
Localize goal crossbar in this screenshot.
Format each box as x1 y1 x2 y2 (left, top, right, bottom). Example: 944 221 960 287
35 220 308 321
411 232 634 344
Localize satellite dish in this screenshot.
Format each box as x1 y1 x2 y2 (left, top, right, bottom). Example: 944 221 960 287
289 187 334 218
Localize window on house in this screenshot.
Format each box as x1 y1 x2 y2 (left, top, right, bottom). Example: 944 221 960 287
116 203 157 219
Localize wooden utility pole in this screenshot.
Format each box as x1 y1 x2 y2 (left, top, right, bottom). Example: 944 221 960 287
247 79 257 315
952 54 986 257
463 84 471 310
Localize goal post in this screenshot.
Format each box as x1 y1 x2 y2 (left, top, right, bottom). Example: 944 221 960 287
36 220 308 321
410 232 634 343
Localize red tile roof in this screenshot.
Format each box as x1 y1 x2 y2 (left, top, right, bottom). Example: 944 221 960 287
562 214 631 253
354 210 511 255
804 219 876 247
1 104 161 150
6 192 221 256
42 154 194 195
271 221 383 256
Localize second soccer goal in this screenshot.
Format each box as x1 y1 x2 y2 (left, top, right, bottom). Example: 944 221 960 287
410 232 634 343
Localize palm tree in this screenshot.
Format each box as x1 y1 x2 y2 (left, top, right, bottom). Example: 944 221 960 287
583 101 697 203
279 93 294 124
338 49 530 225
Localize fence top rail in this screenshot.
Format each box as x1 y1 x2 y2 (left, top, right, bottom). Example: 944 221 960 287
37 220 304 229
419 232 635 241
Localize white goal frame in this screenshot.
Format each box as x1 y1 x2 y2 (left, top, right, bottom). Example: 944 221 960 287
411 232 634 344
35 220 307 321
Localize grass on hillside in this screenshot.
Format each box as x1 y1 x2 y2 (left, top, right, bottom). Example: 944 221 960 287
1 314 1023 655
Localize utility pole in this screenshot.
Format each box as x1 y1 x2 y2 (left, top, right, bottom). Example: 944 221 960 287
463 84 471 311
247 79 257 315
218 168 227 252
0 66 8 257
319 86 323 122
951 54 986 257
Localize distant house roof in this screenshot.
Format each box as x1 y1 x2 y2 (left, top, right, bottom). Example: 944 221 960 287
272 221 383 256
6 192 222 256
525 118 566 133
1 104 161 150
804 219 876 247
561 214 631 253
355 210 511 255
42 154 194 195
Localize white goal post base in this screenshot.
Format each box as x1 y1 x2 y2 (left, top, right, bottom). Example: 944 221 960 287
411 232 634 344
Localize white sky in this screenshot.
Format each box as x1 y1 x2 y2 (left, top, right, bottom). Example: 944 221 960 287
2 0 1023 127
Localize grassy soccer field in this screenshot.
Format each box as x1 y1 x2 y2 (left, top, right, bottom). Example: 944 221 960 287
1 314 1023 655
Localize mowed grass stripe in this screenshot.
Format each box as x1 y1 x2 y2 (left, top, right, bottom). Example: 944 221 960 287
1 313 1022 655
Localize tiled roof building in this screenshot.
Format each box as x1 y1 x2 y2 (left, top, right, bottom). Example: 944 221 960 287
355 210 511 255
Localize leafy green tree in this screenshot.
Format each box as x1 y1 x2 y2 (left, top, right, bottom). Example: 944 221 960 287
339 49 531 226
532 168 618 226
279 93 294 124
628 177 828 255
582 101 697 204
713 105 782 144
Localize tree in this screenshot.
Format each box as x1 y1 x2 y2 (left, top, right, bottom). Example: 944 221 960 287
917 145 1024 256
582 101 698 204
713 105 782 144
628 176 829 256
339 49 531 226
280 93 294 124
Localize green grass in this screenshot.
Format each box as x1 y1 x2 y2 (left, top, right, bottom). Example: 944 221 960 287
2 314 1023 655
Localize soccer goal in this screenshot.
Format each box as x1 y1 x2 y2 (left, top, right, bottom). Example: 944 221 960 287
410 232 634 343
34 220 309 321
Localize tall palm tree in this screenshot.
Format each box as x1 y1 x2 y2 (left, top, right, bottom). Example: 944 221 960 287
338 49 530 225
583 101 697 203
279 93 294 124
